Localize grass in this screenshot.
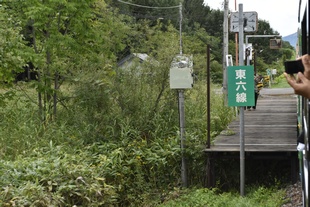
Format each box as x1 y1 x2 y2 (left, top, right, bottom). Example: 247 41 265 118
0 80 295 206
157 186 287 207
270 74 291 88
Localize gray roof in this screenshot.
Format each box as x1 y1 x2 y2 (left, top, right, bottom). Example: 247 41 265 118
117 53 150 68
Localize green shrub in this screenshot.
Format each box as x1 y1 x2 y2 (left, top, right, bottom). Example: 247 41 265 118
0 144 118 206
158 186 285 207
0 72 236 206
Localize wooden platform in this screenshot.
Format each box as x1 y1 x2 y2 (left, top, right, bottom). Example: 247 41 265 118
204 88 300 187
205 88 298 152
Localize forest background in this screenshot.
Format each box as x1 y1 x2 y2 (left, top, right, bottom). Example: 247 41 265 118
0 0 295 206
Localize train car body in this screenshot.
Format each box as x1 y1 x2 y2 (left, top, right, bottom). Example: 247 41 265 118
298 1 310 206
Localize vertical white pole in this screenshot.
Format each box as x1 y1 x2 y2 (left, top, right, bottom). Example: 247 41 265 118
238 3 245 197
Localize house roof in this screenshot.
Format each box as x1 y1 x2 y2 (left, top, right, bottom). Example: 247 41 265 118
117 53 150 68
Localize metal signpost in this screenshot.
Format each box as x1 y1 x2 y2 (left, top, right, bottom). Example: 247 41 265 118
239 4 245 197
229 4 256 196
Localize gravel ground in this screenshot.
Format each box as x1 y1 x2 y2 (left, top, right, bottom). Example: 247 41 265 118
281 182 303 207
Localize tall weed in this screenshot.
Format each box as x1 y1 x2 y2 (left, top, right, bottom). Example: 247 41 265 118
0 145 118 206
0 65 236 205
158 187 285 207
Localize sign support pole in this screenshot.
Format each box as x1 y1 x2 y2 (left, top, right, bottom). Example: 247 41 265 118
238 3 245 197
178 90 187 187
178 3 187 188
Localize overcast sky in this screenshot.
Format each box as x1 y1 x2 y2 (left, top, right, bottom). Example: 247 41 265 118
204 0 302 36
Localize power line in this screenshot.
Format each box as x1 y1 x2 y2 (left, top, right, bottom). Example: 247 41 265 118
117 0 180 9
119 9 179 19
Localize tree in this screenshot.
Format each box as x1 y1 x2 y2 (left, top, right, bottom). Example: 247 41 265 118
183 0 211 32
182 24 223 82
8 0 129 122
0 4 30 84
247 20 282 65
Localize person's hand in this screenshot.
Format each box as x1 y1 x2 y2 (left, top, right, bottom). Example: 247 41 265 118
302 54 310 79
284 72 310 99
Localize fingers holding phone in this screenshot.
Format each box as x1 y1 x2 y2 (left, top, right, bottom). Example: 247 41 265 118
301 55 310 79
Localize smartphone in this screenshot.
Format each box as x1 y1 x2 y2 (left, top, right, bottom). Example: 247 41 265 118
284 59 304 74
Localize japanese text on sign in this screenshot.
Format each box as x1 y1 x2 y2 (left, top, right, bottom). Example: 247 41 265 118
227 66 254 106
235 69 247 103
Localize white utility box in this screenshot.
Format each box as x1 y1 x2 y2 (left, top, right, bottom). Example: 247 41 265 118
170 55 193 89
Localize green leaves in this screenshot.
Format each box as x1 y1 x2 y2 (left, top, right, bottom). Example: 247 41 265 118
0 0 131 120
0 146 118 206
0 5 29 84
0 137 181 206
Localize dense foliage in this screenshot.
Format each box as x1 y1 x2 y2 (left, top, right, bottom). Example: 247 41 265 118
0 0 296 206
158 186 285 207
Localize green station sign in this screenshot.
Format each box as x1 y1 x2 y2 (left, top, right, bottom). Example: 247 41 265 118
227 66 255 107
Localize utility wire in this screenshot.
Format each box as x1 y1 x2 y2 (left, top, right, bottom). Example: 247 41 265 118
117 0 180 9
